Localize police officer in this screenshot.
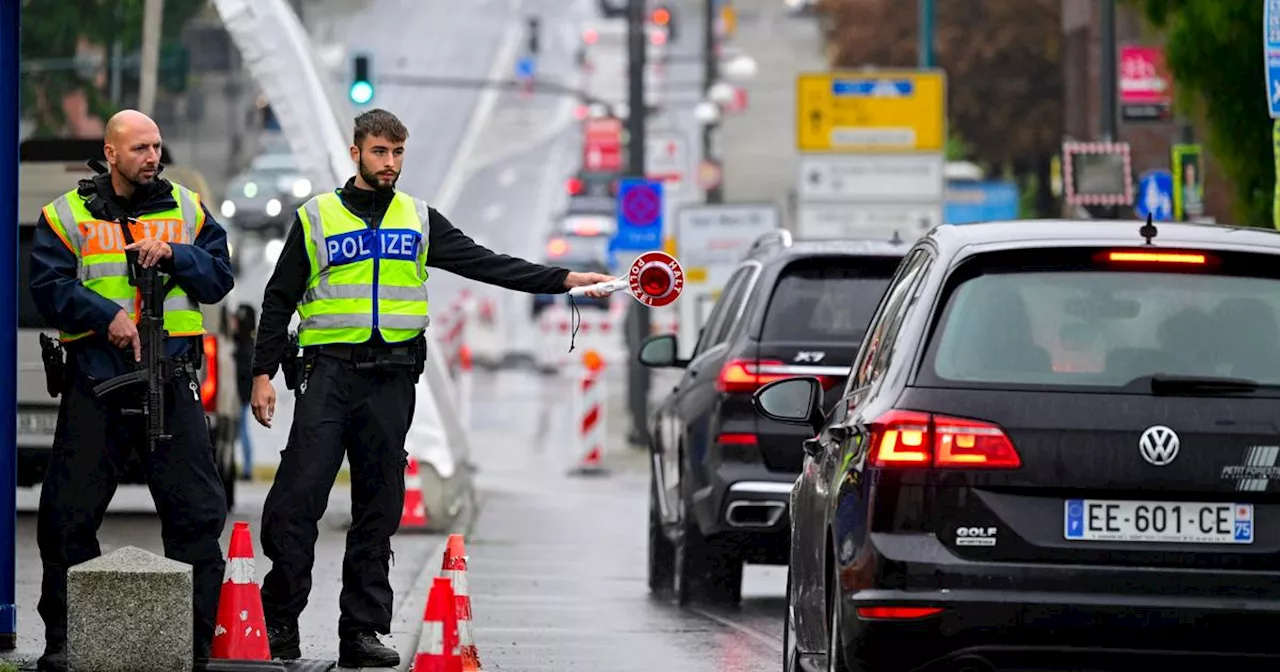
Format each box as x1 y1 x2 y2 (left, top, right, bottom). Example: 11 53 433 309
249 108 613 668
27 109 235 672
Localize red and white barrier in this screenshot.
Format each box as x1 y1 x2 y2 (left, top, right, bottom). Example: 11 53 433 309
569 350 608 476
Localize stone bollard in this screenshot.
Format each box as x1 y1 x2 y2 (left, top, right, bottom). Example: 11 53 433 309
68 545 193 672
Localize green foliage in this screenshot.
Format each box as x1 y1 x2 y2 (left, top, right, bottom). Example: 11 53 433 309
1126 0 1272 226
18 0 206 135
945 131 972 162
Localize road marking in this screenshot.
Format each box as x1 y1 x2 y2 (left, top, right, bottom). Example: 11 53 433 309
498 167 517 186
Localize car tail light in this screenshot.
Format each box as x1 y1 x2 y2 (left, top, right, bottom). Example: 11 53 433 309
583 28 598 44
716 433 757 445
546 238 569 257
868 410 1020 469
1107 250 1206 264
855 606 943 620
716 358 839 394
565 177 584 195
201 334 218 414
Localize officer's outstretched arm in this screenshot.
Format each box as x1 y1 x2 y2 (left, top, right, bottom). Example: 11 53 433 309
163 203 235 304
29 212 125 336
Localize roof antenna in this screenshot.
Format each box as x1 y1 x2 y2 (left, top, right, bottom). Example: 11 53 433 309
1139 212 1158 245
889 230 903 245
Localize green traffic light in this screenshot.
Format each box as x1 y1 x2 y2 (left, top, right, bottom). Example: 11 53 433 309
349 80 374 104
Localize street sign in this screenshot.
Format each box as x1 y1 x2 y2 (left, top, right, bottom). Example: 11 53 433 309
1266 0 1280 118
1171 143 1204 221
796 154 944 202
795 203 941 242
516 55 537 80
612 178 664 252
583 117 623 171
795 70 946 152
1134 169 1174 221
1119 45 1172 121
646 131 689 194
627 251 684 307
1062 141 1133 207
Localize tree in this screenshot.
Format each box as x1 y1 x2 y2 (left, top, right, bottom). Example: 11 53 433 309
1125 0 1271 227
19 0 206 136
817 0 1063 215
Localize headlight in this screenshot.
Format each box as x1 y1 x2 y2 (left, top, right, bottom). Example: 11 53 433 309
242 182 258 198
264 238 285 264
292 178 312 199
265 198 282 217
220 200 236 218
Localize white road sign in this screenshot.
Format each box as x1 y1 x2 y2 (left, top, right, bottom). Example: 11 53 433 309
796 153 945 202
647 131 690 194
675 204 781 267
796 202 941 242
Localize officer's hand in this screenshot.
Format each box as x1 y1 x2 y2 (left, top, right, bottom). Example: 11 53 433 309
107 309 141 362
251 375 276 428
124 238 173 268
564 271 616 298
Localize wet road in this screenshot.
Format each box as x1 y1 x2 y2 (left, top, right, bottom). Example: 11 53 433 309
464 368 787 671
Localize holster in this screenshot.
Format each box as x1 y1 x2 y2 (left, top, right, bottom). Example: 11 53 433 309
281 331 302 391
39 333 66 398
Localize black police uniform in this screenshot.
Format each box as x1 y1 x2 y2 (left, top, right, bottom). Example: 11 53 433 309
253 178 572 667
27 171 236 671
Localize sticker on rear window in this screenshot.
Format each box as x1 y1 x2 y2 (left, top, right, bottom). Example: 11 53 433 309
1221 445 1280 490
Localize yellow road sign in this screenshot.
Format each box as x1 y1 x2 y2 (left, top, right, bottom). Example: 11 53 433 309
795 70 947 153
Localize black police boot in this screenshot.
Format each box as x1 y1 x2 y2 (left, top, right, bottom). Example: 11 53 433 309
266 621 301 660
337 630 400 668
35 647 68 672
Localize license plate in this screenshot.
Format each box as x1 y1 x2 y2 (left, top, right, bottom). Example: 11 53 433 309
1064 499 1253 544
17 411 57 435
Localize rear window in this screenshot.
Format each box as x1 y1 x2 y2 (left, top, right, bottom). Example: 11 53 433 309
759 256 901 342
922 247 1280 388
19 225 50 330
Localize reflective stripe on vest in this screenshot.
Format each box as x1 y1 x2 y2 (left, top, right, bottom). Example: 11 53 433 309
296 191 430 347
42 183 206 343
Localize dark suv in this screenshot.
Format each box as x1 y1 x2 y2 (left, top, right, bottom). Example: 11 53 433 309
753 219 1280 672
637 230 908 605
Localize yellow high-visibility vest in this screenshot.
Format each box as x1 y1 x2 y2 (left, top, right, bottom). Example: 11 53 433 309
296 191 430 347
41 183 205 343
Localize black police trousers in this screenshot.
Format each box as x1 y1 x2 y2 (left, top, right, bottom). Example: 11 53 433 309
260 354 415 637
37 371 228 655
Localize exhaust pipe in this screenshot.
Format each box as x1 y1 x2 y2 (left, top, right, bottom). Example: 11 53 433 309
725 501 785 528
947 655 995 672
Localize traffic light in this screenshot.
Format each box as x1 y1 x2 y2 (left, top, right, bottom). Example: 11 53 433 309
651 4 676 41
349 54 373 105
526 16 541 55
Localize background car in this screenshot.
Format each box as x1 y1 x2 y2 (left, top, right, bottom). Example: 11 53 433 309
757 219 1280 672
218 134 313 238
531 232 612 319
638 230 908 606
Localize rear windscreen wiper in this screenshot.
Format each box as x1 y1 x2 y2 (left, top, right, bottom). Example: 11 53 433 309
1143 373 1280 396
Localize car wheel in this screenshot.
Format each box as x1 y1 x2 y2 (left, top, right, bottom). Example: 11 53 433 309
784 569 800 672
673 472 743 606
647 481 675 595
827 555 849 672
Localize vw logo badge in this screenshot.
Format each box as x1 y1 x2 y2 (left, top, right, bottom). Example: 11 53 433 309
1139 425 1180 466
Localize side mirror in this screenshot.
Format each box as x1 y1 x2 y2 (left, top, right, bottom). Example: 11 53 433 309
637 334 686 368
751 377 825 433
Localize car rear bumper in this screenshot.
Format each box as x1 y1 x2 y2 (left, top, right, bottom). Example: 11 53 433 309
837 533 1280 670
691 464 794 556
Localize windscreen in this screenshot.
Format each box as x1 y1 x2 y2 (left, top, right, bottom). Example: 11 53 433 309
923 249 1280 388
759 256 900 342
18 225 50 330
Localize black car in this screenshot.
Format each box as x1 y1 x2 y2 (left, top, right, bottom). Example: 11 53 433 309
751 218 1280 672
638 230 908 605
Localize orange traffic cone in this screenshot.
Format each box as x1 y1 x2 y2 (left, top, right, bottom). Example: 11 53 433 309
441 535 481 670
401 459 429 530
411 577 462 672
211 521 271 660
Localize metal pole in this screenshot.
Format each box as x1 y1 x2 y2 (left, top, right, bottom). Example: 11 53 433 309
702 0 723 203
0 0 19 652
138 0 165 115
625 0 652 446
918 0 935 67
1099 0 1117 141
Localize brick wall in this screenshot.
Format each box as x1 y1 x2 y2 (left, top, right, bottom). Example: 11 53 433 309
1060 0 1234 221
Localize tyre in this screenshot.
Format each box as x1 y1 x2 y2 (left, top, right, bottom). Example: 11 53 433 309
673 472 743 606
784 570 800 672
647 481 675 594
826 554 849 672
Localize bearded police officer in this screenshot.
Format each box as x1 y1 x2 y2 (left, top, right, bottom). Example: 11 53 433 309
27 109 234 672
249 108 613 667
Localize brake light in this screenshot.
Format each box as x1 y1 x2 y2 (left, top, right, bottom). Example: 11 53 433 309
716 433 757 445
716 358 840 394
868 410 1020 469
565 177 584 195
1107 250 1205 264
201 334 218 414
855 606 943 620
651 7 670 25
547 238 569 256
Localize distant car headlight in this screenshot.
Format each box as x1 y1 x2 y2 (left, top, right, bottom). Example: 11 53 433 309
265 198 282 217
291 178 312 199
220 200 236 218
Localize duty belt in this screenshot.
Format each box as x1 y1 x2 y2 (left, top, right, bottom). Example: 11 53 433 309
311 343 420 370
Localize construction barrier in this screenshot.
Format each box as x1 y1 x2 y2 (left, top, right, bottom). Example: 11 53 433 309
569 350 608 476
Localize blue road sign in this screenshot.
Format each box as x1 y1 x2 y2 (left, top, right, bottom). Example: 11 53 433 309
612 178 664 252
831 78 915 97
1268 0 1280 117
1135 170 1174 221
516 56 537 80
